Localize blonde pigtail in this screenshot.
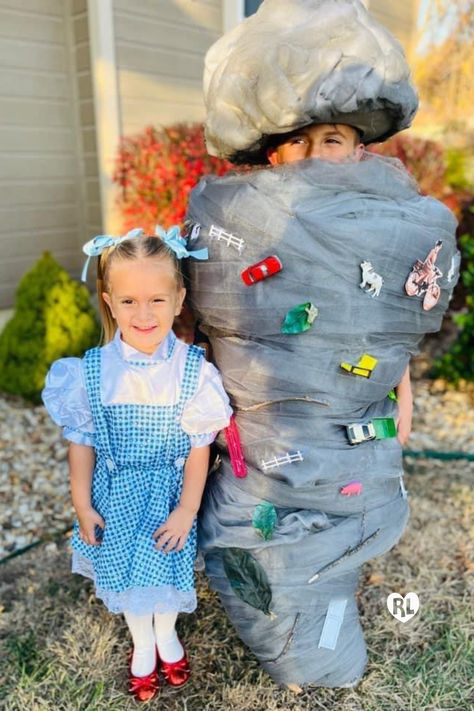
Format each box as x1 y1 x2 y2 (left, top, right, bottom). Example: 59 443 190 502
97 249 117 344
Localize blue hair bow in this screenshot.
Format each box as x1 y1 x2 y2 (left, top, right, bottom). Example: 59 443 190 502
80 225 208 282
81 228 144 282
155 225 208 261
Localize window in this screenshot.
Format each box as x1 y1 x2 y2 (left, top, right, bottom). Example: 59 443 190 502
244 0 264 15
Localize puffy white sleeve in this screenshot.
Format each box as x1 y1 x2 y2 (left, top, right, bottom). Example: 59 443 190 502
181 359 232 448
42 358 95 447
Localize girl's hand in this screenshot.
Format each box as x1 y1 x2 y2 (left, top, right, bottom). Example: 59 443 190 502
77 507 105 546
152 506 195 553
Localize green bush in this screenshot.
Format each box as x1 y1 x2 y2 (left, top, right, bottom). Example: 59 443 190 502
432 221 474 383
445 148 471 191
0 252 100 403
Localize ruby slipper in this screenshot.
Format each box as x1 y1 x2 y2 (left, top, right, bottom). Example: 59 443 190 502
158 645 190 687
129 649 159 702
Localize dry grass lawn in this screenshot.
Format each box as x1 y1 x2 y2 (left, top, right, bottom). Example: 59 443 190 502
1 459 473 711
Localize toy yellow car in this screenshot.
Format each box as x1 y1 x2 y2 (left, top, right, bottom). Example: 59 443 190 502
340 353 378 378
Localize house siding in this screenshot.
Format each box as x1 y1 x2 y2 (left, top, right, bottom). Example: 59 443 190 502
0 0 95 307
112 0 221 134
70 0 101 240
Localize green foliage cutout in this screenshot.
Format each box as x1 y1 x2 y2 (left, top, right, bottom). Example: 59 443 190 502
252 501 277 541
281 302 318 334
222 547 273 616
0 252 100 403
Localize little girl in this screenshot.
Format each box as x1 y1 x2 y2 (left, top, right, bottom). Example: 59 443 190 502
42 228 232 702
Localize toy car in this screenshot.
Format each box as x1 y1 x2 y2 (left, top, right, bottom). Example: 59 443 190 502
346 422 376 444
241 255 282 285
346 417 397 445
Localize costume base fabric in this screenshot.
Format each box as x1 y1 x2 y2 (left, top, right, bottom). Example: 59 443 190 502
187 154 458 687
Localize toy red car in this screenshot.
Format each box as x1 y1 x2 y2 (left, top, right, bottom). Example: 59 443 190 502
241 255 282 285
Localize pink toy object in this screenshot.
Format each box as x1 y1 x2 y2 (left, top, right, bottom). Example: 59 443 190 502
224 415 247 478
405 240 443 311
340 481 363 496
241 255 282 285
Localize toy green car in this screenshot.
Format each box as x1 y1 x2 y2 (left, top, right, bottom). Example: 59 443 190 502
346 417 397 445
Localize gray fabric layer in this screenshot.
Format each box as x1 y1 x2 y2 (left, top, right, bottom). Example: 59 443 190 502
187 154 458 686
204 0 418 159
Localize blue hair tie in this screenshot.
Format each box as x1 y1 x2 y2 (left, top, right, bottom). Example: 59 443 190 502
155 225 208 261
80 225 208 282
81 228 144 282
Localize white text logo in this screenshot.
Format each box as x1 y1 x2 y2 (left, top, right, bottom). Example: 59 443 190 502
386 592 419 623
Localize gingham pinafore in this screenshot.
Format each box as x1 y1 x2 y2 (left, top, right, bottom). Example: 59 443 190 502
71 340 203 615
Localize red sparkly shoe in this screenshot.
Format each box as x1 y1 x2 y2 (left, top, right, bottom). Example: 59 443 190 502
129 649 159 702
159 645 190 688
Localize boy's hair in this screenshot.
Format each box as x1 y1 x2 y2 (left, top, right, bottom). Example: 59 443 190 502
97 235 184 343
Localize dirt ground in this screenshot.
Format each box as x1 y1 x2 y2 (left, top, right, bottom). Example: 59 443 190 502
1 455 473 711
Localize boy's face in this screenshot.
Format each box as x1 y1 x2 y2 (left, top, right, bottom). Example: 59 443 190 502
266 123 364 165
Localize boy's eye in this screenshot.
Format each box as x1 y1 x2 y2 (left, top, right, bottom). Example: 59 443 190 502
153 298 165 303
121 299 134 305
325 138 342 144
290 137 307 145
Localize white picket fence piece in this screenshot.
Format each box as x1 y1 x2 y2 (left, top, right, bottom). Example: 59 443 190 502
209 224 245 254
261 450 304 471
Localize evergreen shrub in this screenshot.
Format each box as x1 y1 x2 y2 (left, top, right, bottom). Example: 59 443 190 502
432 204 474 383
0 252 100 403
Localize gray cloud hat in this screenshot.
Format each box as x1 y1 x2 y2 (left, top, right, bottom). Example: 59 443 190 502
204 0 418 161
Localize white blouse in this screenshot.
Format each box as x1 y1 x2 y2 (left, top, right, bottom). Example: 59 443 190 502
42 330 232 448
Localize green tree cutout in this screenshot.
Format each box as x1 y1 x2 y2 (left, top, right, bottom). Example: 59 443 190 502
0 252 100 403
252 501 277 541
222 548 274 617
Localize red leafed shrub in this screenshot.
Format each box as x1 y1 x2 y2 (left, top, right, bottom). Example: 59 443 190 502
369 134 461 214
113 124 235 232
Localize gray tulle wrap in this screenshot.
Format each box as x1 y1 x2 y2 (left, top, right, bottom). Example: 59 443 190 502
186 154 458 687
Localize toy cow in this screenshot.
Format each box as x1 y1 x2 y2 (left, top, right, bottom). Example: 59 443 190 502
360 261 383 297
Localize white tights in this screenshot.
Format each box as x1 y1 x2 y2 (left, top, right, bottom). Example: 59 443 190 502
124 610 184 676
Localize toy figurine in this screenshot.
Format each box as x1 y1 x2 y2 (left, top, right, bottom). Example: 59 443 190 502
405 240 443 311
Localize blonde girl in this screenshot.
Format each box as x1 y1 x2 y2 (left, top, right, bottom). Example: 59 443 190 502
42 228 231 701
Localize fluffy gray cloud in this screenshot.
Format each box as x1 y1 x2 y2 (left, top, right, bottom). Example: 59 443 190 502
204 0 418 159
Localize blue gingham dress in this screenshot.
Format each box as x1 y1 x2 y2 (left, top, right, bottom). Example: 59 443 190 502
71 343 203 615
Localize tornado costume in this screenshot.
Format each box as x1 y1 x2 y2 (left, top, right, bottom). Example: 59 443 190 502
187 0 460 688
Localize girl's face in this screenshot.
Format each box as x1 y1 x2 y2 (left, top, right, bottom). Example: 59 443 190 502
102 256 185 354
